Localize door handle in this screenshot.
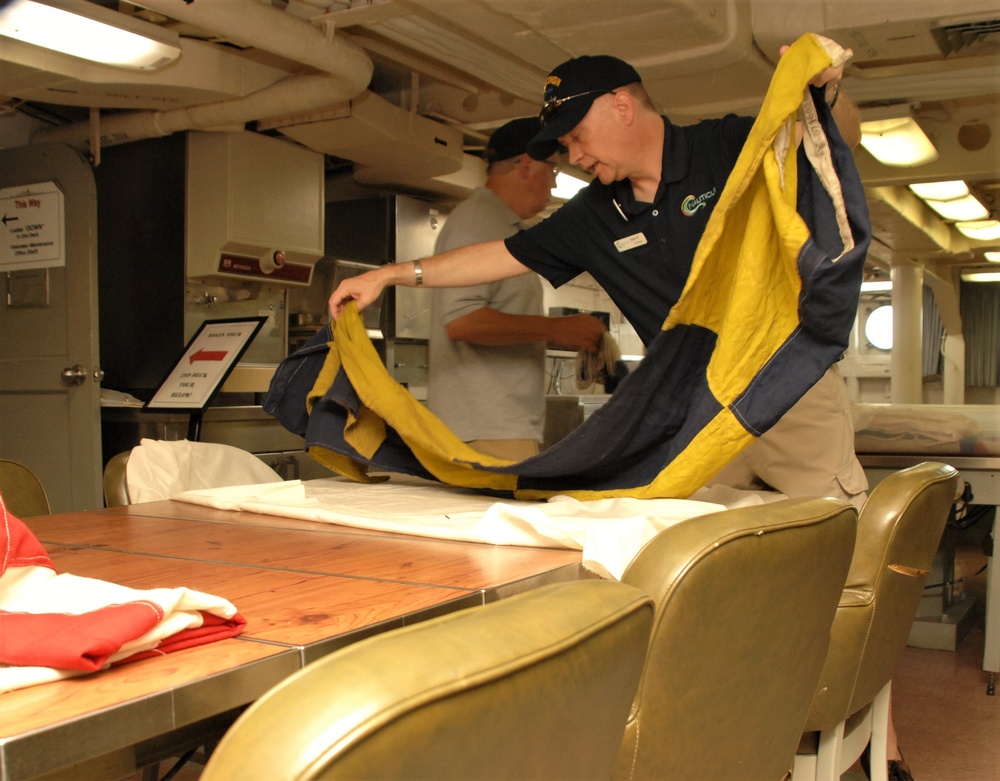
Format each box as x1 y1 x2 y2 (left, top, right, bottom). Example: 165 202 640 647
61 364 88 385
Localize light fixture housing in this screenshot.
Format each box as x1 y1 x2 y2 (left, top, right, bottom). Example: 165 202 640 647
0 0 181 71
860 114 938 167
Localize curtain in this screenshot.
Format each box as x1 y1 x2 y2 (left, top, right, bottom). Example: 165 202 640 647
961 281 1000 387
922 286 943 378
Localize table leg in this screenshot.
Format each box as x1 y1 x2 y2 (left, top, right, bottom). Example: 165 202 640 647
984 514 999 695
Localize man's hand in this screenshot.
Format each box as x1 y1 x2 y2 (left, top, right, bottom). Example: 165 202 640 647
549 314 608 353
780 40 861 149
780 44 844 90
328 266 393 320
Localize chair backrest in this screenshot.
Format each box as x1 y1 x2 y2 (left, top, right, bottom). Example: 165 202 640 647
202 579 654 781
110 439 282 504
615 497 858 781
803 461 959 730
0 458 51 517
103 450 131 507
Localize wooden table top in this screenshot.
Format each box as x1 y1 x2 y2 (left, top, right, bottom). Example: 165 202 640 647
1 499 584 780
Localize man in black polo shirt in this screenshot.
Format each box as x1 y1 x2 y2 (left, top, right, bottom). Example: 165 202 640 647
328 51 867 511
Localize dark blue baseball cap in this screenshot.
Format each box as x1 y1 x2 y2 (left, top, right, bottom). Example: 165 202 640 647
527 55 642 161
485 117 543 164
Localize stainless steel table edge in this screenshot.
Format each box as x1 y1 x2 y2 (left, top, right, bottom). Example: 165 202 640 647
1 648 301 781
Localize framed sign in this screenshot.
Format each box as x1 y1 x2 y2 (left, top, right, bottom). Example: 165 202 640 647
145 317 267 412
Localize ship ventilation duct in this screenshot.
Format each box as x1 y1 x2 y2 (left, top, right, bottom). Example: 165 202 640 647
271 90 465 182
30 0 372 149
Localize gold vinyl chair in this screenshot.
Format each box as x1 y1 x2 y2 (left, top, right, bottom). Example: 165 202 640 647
103 450 131 507
614 497 859 781
201 579 654 781
0 458 51 517
794 461 960 781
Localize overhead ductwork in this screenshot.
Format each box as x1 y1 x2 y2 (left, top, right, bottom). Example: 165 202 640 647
269 89 465 184
25 0 373 149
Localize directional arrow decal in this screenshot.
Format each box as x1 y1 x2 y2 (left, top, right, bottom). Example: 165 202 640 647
190 349 228 363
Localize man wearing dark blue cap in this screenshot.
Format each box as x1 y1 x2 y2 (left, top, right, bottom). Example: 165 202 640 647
329 46 866 507
428 117 606 461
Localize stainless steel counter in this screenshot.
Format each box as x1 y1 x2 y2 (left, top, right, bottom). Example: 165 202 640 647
100 405 333 481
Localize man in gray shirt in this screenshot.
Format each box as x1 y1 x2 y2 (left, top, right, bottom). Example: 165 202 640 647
428 117 605 460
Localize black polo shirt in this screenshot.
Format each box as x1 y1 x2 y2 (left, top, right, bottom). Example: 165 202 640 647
505 113 755 347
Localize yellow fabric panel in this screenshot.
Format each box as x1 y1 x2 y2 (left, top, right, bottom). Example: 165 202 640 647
515 413 754 501
331 304 520 492
664 34 832 406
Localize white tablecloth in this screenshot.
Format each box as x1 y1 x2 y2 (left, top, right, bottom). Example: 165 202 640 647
175 476 785 580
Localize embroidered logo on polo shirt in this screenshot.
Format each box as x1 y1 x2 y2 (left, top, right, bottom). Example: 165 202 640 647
681 187 717 217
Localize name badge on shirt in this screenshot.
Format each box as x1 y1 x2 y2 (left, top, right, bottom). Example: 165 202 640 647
614 232 648 252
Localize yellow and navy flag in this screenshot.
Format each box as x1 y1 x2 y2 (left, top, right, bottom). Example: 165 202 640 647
264 34 870 501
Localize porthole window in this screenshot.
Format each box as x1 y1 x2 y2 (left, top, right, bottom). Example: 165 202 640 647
865 304 893 350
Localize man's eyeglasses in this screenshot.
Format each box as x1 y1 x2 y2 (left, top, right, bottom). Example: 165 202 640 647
539 90 611 126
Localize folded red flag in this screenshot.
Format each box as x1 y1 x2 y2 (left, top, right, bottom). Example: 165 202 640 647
0 494 246 692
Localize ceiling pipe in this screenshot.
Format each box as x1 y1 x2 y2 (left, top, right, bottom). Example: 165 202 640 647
32 0 373 148
131 0 371 82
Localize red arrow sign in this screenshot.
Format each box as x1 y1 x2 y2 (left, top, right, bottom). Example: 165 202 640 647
190 349 228 363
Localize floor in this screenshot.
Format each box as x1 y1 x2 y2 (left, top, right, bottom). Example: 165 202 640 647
884 519 999 781
128 519 999 781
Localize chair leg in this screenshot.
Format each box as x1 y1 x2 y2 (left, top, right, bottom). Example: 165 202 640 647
814 721 845 781
867 681 892 781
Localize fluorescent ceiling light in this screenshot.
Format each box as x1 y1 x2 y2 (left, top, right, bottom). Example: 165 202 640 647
860 117 939 167
552 171 589 200
0 0 181 70
955 220 1000 241
860 280 893 293
961 271 1000 282
908 181 968 200
922 194 990 222
985 251 1000 263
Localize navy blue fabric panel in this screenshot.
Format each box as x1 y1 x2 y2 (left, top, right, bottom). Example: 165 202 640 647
730 88 870 437
795 87 869 347
262 324 333 438
304 395 436 480
498 325 723 491
729 327 831 435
